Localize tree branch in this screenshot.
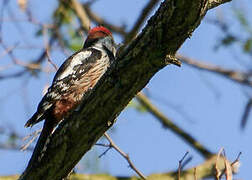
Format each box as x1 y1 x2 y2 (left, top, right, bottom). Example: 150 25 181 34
240 98 252 129
83 4 127 36
177 54 252 87
103 133 146 180
124 0 161 44
136 92 213 158
20 0 231 179
70 0 90 31
207 0 232 10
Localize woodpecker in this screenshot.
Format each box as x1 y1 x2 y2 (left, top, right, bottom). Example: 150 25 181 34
23 26 116 165
25 26 116 128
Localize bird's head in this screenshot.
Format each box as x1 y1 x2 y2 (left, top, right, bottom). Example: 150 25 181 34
84 26 116 57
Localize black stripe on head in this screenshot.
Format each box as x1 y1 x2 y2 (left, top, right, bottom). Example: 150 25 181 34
102 45 115 62
83 38 99 49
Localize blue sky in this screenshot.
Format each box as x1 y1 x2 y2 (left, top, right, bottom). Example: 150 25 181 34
0 0 251 179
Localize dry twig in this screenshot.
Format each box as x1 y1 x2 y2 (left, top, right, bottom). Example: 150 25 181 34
178 151 189 180
83 4 127 35
194 167 197 180
240 99 252 130
215 148 223 180
21 129 42 151
177 54 252 87
103 132 147 180
70 0 90 31
124 0 161 44
42 25 58 71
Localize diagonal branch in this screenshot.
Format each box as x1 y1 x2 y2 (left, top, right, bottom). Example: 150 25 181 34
124 0 161 44
104 133 147 180
20 0 231 179
70 0 90 31
83 4 127 35
177 54 252 87
136 92 213 158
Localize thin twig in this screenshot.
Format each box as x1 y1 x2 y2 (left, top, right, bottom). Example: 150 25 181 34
103 132 147 180
0 142 33 151
46 49 58 71
177 54 252 87
215 149 242 180
83 4 127 36
124 0 161 44
178 151 189 180
231 152 241 174
95 142 112 158
231 152 242 166
95 143 110 148
21 128 42 151
71 0 90 31
0 43 18 59
194 167 197 180
240 99 252 130
42 25 58 71
98 146 112 158
22 128 42 141
215 148 224 180
222 149 233 180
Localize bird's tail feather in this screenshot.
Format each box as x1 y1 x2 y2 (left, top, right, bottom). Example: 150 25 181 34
25 112 43 127
25 117 56 171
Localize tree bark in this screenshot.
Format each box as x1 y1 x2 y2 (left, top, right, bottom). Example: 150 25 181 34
20 0 231 179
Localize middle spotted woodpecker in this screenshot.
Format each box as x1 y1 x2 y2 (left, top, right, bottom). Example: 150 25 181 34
23 27 116 163
25 26 116 128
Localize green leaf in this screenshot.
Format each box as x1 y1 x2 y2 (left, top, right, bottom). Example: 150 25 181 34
243 38 252 52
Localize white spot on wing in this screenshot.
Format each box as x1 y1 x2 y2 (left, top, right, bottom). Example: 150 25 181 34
57 51 92 80
41 101 53 111
49 92 58 98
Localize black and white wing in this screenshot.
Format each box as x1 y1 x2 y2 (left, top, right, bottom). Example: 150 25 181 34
25 47 107 127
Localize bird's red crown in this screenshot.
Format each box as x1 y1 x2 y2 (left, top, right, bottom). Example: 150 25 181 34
88 26 112 39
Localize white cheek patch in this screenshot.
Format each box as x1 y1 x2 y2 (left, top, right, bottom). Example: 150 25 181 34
57 51 92 80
